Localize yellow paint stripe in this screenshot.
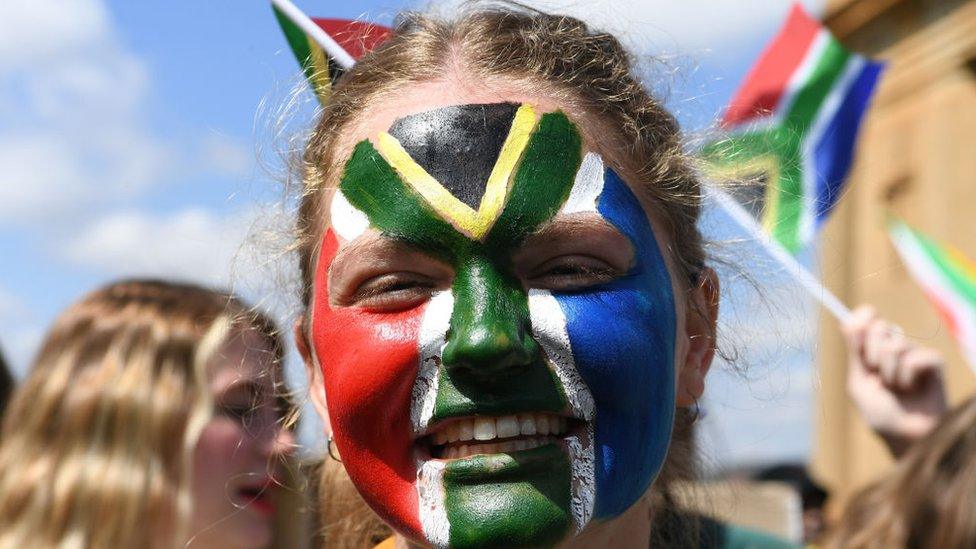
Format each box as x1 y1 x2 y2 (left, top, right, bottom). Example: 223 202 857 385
475 104 537 236
376 132 483 238
376 105 540 240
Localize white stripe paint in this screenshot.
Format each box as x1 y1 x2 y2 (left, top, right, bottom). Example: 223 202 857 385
560 153 605 215
411 291 454 434
798 55 866 243
566 427 596 532
527 290 596 421
417 459 450 548
890 226 976 372
329 190 370 242
413 291 454 546
527 289 596 531
270 0 356 69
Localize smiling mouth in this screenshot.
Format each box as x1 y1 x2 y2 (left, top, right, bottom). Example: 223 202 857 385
422 412 580 460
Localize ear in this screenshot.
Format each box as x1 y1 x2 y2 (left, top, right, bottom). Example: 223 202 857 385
676 267 719 407
294 317 332 434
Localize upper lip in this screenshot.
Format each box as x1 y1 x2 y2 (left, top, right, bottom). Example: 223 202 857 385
235 475 275 495
419 411 580 443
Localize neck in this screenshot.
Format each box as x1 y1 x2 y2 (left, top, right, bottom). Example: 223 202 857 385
560 496 652 549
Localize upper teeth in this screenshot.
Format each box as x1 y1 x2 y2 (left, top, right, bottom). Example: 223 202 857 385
430 413 569 445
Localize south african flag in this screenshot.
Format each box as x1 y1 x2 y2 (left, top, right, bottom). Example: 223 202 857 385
889 219 976 372
272 0 391 104
705 3 884 252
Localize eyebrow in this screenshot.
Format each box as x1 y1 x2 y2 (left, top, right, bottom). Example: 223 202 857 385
524 214 623 243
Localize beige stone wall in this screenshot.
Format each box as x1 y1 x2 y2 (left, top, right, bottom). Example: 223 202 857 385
812 0 976 511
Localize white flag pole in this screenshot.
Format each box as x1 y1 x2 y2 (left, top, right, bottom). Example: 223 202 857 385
705 184 851 323
271 0 355 69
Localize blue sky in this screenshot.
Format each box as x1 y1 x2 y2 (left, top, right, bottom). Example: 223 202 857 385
0 0 824 467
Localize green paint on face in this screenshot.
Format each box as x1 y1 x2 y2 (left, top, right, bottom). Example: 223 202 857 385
443 445 572 548
340 140 472 262
436 255 565 417
338 106 585 547
485 111 582 252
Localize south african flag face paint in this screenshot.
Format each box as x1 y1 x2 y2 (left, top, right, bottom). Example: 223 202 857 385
310 103 677 547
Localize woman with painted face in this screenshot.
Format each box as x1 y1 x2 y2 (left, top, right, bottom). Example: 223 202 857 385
0 280 294 548
290 7 737 549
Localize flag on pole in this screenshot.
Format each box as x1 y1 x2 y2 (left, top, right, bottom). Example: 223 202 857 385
272 0 392 104
889 219 976 371
704 3 884 252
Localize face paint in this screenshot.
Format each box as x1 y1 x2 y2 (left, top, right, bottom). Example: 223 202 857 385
311 103 676 548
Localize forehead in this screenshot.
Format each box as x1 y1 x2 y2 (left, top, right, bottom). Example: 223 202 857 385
335 79 568 153
208 329 275 389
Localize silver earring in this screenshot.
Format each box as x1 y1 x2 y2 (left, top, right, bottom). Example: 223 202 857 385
327 434 342 462
690 397 701 424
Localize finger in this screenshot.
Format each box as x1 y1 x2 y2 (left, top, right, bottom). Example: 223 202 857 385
863 318 889 371
843 305 877 347
899 347 945 390
879 331 910 388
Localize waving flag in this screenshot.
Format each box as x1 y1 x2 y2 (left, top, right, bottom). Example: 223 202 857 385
272 0 392 104
889 220 976 371
705 3 884 252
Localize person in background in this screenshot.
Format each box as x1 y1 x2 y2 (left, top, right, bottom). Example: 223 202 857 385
826 305 976 548
0 279 294 548
753 463 829 544
0 345 13 421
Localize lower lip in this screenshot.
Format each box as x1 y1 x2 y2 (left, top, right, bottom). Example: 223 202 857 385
240 490 275 517
439 443 567 484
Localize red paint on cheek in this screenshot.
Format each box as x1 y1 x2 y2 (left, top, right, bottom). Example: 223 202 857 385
311 229 424 537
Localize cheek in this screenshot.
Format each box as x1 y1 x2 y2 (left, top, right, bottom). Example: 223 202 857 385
555 285 675 519
193 420 248 488
309 230 425 536
556 168 677 519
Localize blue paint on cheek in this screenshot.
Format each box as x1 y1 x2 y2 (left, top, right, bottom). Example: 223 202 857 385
553 168 677 519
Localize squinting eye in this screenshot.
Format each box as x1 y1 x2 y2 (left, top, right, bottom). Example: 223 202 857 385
353 272 436 311
217 404 257 425
528 256 621 291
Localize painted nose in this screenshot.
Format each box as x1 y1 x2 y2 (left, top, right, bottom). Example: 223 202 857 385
442 257 538 378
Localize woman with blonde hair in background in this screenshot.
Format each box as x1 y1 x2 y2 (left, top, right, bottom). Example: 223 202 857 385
0 279 294 548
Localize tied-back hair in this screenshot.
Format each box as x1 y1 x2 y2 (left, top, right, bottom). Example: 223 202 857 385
291 5 712 546
0 279 283 549
826 396 976 549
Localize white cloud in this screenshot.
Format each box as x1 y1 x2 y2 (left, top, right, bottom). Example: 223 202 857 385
0 0 111 70
62 208 257 286
0 0 174 229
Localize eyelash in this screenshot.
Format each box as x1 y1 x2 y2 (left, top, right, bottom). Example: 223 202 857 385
530 257 621 290
353 273 436 311
217 404 257 423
